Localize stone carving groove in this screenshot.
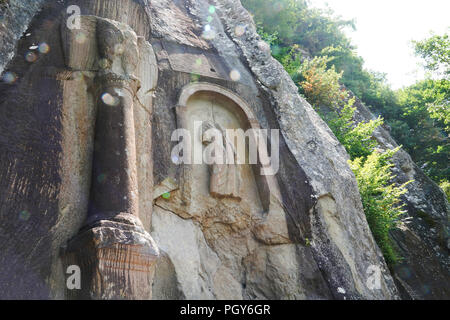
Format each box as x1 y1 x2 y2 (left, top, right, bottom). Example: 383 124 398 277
60 15 159 300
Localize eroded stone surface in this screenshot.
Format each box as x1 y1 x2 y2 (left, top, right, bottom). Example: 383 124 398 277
0 2 158 299
63 218 159 300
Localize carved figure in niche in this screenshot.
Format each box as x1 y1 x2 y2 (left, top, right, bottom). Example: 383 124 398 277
201 121 241 201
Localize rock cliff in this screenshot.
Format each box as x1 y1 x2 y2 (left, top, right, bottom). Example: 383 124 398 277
0 0 445 300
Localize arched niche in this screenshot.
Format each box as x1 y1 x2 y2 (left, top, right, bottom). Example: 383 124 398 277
176 82 280 212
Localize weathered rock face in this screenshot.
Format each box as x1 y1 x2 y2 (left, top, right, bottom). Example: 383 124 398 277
0 0 46 75
348 92 450 299
0 0 158 299
0 0 403 299
148 0 398 300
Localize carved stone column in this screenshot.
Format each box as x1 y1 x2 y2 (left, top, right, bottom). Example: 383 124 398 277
61 16 159 300
88 74 141 223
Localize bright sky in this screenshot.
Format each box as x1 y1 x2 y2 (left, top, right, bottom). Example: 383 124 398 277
309 0 450 89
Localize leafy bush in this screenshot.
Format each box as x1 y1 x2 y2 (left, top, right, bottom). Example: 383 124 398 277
257 26 279 47
325 98 383 159
349 149 410 265
242 0 354 54
279 45 303 81
413 33 450 77
440 180 450 202
395 79 449 182
298 56 347 108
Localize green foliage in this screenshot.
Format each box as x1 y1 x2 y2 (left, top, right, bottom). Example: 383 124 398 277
242 0 355 55
299 57 346 108
326 98 383 159
256 26 279 47
298 56 347 108
242 0 400 124
394 79 449 182
243 0 448 267
325 98 409 266
306 74 408 266
349 149 410 265
242 0 308 46
439 180 450 202
413 32 450 77
423 79 450 133
428 103 450 133
318 46 392 107
279 45 303 81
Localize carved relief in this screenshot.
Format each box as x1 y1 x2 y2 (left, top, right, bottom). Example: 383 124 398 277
201 120 241 200
176 83 282 211
60 15 159 300
152 83 295 299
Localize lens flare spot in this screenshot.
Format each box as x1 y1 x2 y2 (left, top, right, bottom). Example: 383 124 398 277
229 69 241 81
114 43 124 55
257 40 271 53
72 71 84 81
19 210 31 221
398 267 412 279
202 25 216 40
98 58 109 69
234 25 246 37
273 2 284 12
38 42 50 54
421 285 430 295
271 44 281 55
207 16 213 23
2 72 17 84
25 52 38 63
97 174 106 183
172 155 179 164
162 192 171 200
190 73 200 82
208 6 216 14
101 93 119 106
75 31 87 44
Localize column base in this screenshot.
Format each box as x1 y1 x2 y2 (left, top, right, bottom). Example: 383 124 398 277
62 214 159 300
